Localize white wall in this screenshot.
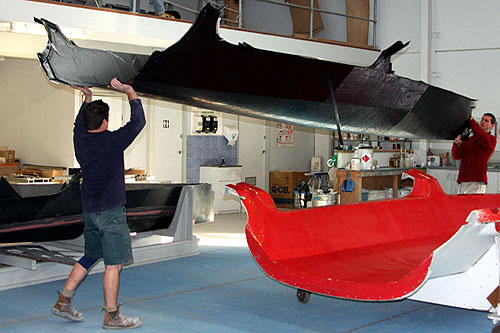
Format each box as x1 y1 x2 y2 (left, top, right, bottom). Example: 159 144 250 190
375 0 426 163
376 0 500 162
314 128 332 172
0 58 75 166
267 123 315 171
377 0 500 120
0 58 150 170
432 0 500 119
242 0 293 36
376 0 422 80
432 0 500 158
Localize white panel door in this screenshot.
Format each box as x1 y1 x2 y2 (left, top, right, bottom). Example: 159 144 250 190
121 98 147 170
151 100 183 183
94 94 147 170
238 116 266 190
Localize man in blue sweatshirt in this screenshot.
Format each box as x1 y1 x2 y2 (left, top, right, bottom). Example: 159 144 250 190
52 78 146 330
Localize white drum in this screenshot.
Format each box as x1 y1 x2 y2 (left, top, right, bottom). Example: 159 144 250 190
358 147 374 169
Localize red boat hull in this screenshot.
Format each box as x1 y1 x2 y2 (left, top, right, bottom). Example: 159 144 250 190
228 169 500 301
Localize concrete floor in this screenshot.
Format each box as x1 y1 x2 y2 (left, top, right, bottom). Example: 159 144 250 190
0 213 495 332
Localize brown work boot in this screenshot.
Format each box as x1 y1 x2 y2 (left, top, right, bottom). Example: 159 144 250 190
102 304 142 330
51 291 84 322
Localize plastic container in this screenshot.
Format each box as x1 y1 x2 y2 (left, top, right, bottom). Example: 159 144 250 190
311 156 322 172
358 146 374 169
311 192 336 207
351 158 361 170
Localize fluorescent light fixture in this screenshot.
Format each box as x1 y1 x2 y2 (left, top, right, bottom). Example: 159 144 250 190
9 22 89 40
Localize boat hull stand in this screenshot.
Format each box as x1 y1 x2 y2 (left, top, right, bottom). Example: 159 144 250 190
0 186 201 291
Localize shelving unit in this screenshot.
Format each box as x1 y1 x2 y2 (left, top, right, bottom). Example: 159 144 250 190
331 134 411 151
335 167 415 204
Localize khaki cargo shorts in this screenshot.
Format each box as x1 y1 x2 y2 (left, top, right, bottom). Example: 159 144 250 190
83 205 133 265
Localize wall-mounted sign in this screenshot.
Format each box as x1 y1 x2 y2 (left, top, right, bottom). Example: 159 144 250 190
275 123 294 148
163 119 170 128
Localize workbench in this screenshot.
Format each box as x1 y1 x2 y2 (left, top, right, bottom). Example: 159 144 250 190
335 167 422 204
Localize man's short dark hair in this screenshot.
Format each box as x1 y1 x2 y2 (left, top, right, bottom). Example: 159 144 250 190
484 112 496 125
83 100 109 130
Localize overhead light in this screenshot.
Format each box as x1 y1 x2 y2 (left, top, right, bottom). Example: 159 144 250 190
9 22 89 40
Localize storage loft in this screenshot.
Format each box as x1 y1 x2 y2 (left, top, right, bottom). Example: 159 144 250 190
0 0 379 63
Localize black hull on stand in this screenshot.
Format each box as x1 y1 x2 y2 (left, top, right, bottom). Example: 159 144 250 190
0 175 184 244
36 4 474 140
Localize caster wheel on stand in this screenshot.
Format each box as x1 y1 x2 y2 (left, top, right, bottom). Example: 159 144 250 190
296 289 311 304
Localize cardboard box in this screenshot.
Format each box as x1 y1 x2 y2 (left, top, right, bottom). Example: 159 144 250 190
0 148 15 163
269 171 308 208
0 163 19 176
223 0 240 28
346 0 370 47
289 0 324 36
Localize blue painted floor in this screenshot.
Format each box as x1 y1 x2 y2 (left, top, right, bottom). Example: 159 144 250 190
0 244 493 332
0 214 494 332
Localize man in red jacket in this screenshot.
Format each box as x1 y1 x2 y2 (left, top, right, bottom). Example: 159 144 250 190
452 113 497 194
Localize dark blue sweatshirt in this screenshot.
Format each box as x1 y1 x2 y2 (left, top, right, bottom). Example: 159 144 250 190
73 99 146 213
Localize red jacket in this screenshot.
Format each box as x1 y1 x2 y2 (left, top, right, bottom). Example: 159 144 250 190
452 119 496 184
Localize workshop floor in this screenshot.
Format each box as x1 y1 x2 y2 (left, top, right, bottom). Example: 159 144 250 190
0 213 494 332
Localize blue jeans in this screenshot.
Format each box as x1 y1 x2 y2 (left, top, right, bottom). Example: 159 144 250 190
130 0 165 15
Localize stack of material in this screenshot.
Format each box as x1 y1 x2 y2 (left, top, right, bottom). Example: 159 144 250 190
0 146 18 176
125 168 146 176
0 163 18 177
0 146 15 164
124 168 153 183
20 164 66 182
